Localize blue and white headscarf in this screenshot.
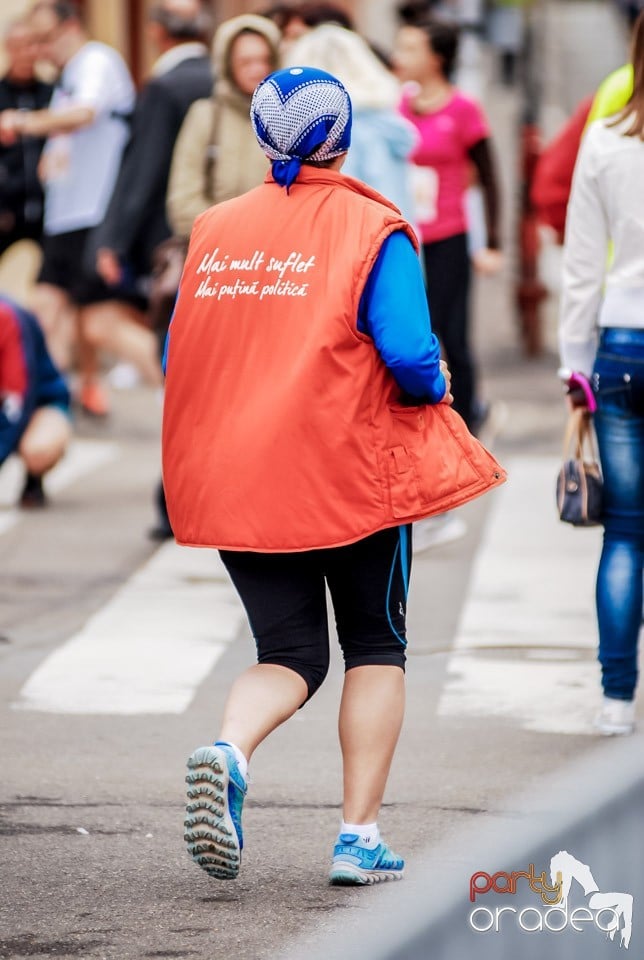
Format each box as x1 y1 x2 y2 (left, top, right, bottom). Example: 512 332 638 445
251 67 352 192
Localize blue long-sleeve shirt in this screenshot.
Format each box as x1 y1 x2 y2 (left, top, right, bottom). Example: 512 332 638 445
358 230 445 403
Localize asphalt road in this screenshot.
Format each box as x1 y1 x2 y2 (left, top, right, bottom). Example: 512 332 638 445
0 386 601 960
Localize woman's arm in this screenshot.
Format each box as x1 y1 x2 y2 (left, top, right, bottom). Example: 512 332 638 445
559 125 609 377
359 231 448 404
0 104 95 143
467 137 501 252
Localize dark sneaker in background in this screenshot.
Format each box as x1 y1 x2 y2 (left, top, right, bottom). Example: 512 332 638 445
19 473 46 509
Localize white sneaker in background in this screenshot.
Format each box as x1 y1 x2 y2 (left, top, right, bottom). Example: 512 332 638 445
595 696 635 736
108 362 141 390
412 513 467 554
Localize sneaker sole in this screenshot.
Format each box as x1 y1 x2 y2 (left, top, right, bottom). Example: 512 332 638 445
329 863 404 886
184 746 241 880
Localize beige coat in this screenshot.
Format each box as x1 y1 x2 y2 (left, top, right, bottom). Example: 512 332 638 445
166 14 280 236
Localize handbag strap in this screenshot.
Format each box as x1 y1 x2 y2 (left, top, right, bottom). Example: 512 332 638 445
562 409 599 461
203 99 220 205
583 412 600 463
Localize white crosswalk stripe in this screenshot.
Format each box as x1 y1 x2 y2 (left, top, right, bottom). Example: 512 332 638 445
13 543 244 715
10 452 614 728
438 457 605 735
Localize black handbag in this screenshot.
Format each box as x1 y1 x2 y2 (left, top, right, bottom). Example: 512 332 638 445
556 409 603 526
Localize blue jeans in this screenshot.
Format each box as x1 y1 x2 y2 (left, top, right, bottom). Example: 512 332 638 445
592 328 644 700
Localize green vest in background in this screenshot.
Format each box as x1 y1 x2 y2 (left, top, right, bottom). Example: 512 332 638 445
588 63 634 124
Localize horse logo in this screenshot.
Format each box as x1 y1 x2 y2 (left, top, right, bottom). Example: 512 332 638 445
550 851 633 948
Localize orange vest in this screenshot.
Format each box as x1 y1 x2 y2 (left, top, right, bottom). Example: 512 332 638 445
162 167 505 551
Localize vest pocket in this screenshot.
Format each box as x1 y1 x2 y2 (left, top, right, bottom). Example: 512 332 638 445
385 405 425 517
386 443 424 517
386 403 481 512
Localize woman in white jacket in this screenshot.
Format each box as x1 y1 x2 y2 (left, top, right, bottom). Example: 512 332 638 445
559 12 644 736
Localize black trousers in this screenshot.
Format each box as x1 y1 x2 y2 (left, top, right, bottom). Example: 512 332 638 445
0 219 42 257
423 232 476 429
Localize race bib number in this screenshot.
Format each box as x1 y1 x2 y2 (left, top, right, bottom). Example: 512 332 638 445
411 166 439 224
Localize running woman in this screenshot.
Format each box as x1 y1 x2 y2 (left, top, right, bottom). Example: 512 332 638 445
162 67 504 885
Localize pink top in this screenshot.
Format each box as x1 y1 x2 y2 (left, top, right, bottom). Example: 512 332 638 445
400 89 490 244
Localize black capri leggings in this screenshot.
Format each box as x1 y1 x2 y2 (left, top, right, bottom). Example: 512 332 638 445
220 525 412 703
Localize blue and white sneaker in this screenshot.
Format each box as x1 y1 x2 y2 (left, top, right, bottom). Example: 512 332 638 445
184 743 247 880
329 834 405 885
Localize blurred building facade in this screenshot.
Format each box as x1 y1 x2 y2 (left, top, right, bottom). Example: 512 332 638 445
1 1 397 82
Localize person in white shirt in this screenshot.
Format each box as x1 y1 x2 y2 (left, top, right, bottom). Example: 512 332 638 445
0 1 163 416
559 10 644 737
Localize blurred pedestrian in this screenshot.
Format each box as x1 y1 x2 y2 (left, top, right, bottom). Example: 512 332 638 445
94 0 212 312
398 0 486 96
261 2 354 55
261 2 309 48
397 1 441 24
393 16 501 550
394 18 502 433
0 20 52 260
532 3 644 245
260 3 297 31
398 0 480 28
162 14 278 540
559 11 644 736
531 97 593 244
0 295 71 507
166 14 280 237
487 0 528 87
87 0 212 539
286 23 418 222
163 66 504 885
0 2 164 418
586 1 644 131
615 0 644 28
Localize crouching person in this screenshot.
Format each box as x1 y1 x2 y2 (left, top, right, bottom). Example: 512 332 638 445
0 296 71 506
